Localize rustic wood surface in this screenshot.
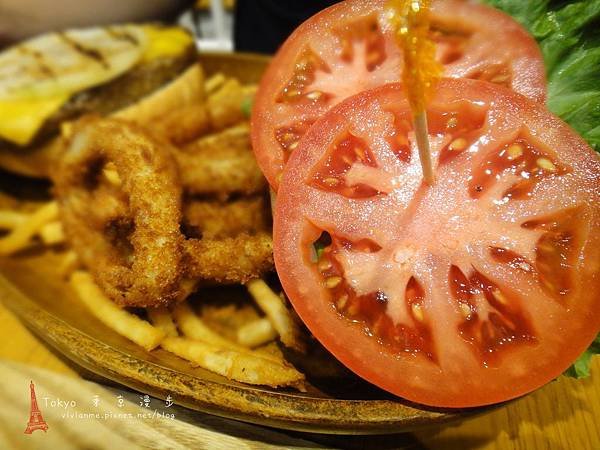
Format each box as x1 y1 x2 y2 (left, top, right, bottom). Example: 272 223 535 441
0 300 598 449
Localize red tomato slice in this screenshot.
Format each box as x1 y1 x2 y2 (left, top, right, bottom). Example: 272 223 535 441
252 0 547 190
273 79 600 408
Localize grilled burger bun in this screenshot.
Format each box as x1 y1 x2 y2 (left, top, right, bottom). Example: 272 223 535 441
0 24 202 178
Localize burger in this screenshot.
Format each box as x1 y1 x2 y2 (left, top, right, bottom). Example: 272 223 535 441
0 24 203 177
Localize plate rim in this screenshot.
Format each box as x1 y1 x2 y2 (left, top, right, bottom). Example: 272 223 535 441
0 268 482 434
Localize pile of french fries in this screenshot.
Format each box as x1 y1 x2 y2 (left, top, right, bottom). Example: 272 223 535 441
0 70 308 390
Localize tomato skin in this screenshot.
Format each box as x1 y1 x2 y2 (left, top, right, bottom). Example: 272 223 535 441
273 79 600 408
252 0 547 190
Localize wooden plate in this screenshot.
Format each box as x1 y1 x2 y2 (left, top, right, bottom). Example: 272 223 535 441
0 53 483 434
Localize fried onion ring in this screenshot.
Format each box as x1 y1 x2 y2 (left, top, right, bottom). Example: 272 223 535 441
55 117 274 305
174 124 266 197
54 117 184 307
183 195 270 239
184 232 274 284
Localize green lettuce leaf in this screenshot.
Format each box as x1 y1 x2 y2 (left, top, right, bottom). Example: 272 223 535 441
482 0 600 151
564 334 600 379
482 0 600 379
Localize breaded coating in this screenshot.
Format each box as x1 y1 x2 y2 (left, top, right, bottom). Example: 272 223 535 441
207 78 248 130
184 232 274 284
175 124 266 197
183 195 270 239
155 103 210 146
54 117 185 307
54 117 274 306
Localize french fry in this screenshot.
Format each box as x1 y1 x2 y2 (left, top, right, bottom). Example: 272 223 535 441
175 124 266 197
172 301 284 363
0 210 27 229
207 78 246 129
155 103 211 145
160 336 305 388
241 84 258 96
178 278 200 301
115 63 205 125
38 221 65 245
246 279 305 352
204 72 226 94
237 317 278 348
147 307 179 338
58 250 80 278
172 301 249 352
0 201 58 255
70 271 165 351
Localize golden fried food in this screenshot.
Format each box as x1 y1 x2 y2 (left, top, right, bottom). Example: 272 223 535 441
70 271 166 351
0 210 27 229
173 301 251 352
184 232 274 284
154 103 210 146
147 307 179 338
167 300 305 387
54 117 185 307
114 63 205 127
38 221 65 245
207 78 249 130
175 124 266 197
58 250 80 278
246 279 305 352
183 195 270 239
0 41 313 390
54 117 274 306
180 122 250 154
237 317 278 348
0 27 198 178
160 336 305 388
204 72 226 94
0 201 58 255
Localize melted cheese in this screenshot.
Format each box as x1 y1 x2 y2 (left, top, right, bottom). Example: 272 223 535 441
0 25 193 146
141 26 193 62
0 93 70 146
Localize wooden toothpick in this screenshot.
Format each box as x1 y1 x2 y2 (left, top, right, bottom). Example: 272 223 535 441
387 0 441 185
413 111 434 184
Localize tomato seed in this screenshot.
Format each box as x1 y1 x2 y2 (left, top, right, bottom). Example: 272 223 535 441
536 157 556 172
318 259 332 271
347 302 360 316
336 294 348 310
492 289 508 306
325 276 342 288
354 147 366 160
449 137 467 151
366 51 381 66
411 304 425 322
507 143 523 160
490 74 510 84
459 302 472 318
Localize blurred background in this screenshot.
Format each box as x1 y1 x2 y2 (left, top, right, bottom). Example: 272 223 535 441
0 0 340 54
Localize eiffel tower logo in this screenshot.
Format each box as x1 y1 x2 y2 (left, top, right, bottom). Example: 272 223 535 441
24 381 48 434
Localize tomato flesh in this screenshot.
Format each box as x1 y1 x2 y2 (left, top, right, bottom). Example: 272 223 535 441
252 0 546 189
273 80 600 407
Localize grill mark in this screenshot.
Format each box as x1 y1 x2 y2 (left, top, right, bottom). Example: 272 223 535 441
17 45 56 78
58 32 110 69
106 27 141 46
